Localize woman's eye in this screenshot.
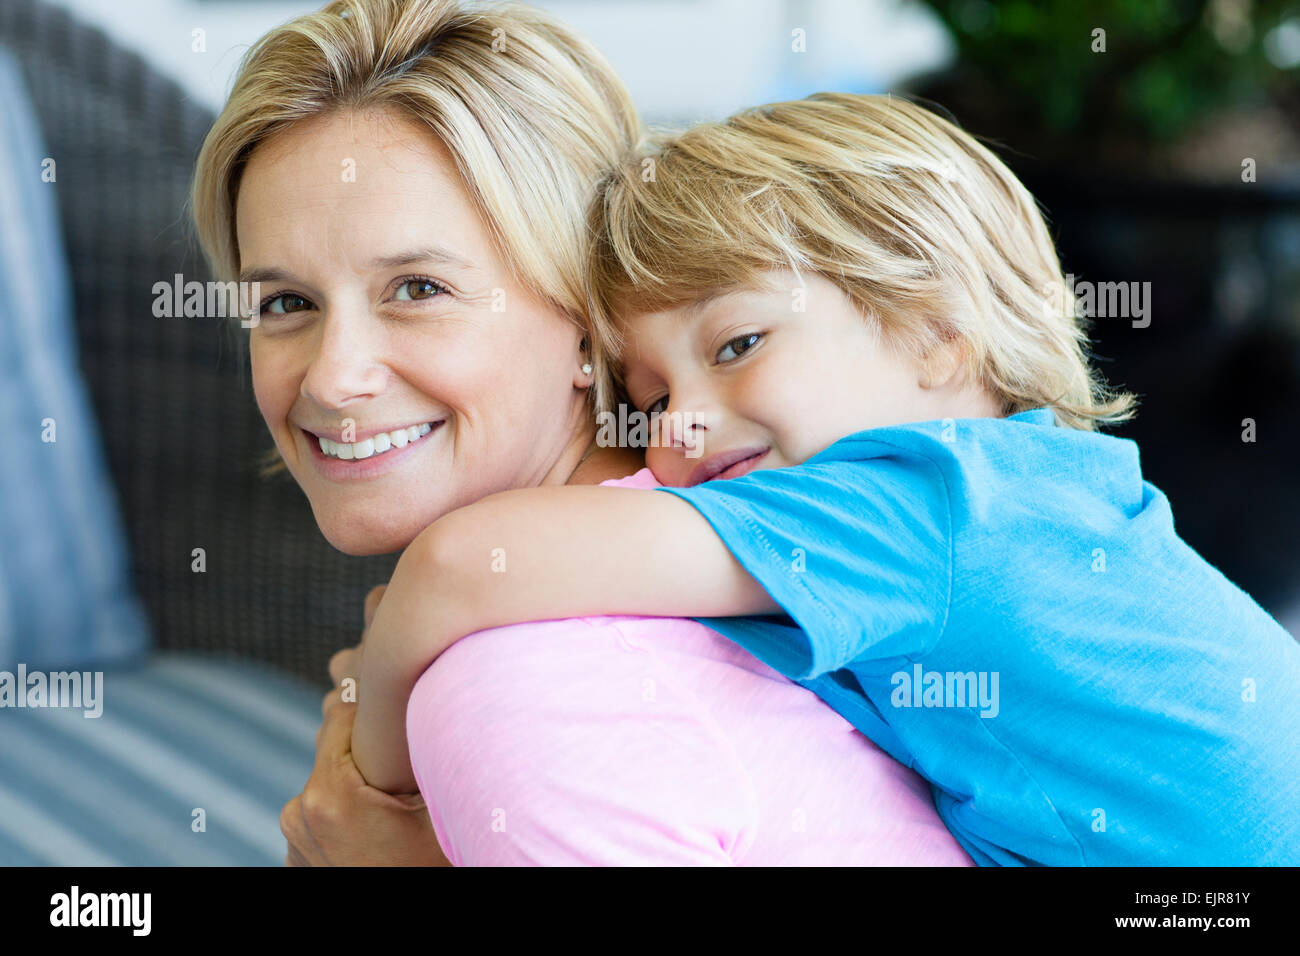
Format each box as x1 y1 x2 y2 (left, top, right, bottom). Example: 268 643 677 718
645 395 668 416
256 276 448 317
394 277 448 301
716 332 762 363
260 292 309 316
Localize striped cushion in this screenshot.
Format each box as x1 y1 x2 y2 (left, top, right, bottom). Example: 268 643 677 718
0 653 320 865
0 44 150 671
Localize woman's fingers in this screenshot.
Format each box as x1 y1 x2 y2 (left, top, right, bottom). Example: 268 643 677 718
364 584 387 631
286 581 451 866
280 794 324 866
323 583 385 687
314 688 359 766
328 647 359 688
284 842 311 867
323 585 386 686
285 681 451 866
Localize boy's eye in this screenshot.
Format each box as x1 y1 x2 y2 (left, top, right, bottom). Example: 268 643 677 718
716 332 762 363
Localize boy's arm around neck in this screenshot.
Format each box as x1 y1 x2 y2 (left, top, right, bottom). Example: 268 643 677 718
394 483 782 656
352 482 782 792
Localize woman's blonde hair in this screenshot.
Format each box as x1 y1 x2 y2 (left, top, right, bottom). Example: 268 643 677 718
591 92 1138 431
190 0 640 475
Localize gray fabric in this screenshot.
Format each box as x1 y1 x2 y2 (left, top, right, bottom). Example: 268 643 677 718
0 45 151 671
0 652 319 865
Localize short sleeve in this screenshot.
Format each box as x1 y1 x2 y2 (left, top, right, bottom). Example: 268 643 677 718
405 615 758 866
656 453 952 680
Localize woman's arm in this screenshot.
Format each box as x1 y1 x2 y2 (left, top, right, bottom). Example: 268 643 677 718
281 586 453 865
352 484 784 791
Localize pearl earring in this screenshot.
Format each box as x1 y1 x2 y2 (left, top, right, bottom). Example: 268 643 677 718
581 363 593 375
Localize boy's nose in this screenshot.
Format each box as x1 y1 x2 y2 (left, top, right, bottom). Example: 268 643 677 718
657 406 716 458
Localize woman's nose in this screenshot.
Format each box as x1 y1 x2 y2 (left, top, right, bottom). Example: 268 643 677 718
298 312 387 409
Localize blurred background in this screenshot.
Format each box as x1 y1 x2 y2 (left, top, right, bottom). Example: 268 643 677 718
0 0 1295 864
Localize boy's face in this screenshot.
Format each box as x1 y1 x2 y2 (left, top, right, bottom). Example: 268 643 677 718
618 271 979 487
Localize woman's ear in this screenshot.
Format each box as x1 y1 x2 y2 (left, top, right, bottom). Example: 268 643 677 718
576 336 595 385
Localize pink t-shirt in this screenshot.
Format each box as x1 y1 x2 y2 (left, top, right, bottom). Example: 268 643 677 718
405 468 973 866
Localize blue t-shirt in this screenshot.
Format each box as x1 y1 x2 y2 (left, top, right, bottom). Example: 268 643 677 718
657 408 1300 866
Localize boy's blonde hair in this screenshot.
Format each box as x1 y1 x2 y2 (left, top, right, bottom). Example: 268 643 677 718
190 0 640 474
591 92 1137 431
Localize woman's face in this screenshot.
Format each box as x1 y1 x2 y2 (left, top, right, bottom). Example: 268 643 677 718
236 107 592 555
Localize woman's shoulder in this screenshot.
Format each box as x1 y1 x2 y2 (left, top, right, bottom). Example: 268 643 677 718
405 615 762 865
410 612 793 717
406 613 763 711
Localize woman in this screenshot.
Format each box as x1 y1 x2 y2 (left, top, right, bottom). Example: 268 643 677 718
191 0 972 865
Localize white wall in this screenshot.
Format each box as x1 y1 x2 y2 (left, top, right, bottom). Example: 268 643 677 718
43 0 952 122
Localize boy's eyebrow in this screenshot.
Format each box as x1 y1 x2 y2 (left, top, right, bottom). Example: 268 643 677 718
238 245 474 285
681 286 749 320
680 276 794 320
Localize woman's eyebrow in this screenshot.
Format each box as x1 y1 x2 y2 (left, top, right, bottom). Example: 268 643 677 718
238 245 474 285
368 245 475 273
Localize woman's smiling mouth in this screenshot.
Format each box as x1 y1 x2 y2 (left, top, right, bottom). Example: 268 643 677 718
314 422 438 460
301 421 445 481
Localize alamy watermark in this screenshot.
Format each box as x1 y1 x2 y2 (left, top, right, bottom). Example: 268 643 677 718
50 886 150 936
1044 273 1151 328
0 665 103 718
890 663 999 718
152 274 262 328
595 404 705 457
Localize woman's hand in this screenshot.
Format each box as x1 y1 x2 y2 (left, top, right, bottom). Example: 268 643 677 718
328 639 362 691
280 585 453 866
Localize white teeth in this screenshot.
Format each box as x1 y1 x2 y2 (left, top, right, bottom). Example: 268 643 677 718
319 422 436 460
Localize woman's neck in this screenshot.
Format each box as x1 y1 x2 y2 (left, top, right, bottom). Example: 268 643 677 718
570 442 645 485
544 422 644 487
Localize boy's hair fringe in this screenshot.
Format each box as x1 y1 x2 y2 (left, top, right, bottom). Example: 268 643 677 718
590 92 1138 431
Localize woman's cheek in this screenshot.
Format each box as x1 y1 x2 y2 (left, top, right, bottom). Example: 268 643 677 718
250 339 294 432
248 336 278 424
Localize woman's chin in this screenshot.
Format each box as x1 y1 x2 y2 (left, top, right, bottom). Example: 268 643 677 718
312 507 424 556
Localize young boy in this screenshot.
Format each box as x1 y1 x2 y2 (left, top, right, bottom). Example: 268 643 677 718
351 92 1300 865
